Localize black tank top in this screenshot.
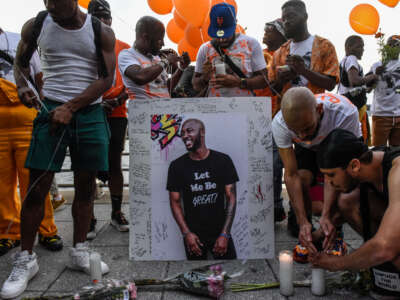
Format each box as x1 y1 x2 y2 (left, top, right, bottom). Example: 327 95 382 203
359 147 400 297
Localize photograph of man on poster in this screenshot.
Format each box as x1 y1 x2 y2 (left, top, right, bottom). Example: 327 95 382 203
167 118 239 260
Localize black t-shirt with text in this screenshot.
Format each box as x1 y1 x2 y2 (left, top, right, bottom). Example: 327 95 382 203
167 150 239 238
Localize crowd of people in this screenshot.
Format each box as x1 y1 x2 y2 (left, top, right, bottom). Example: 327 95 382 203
0 0 400 298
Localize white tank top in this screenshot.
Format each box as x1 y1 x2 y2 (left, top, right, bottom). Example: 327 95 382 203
38 14 101 104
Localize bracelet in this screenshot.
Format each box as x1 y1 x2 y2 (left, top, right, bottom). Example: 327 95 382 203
219 233 231 239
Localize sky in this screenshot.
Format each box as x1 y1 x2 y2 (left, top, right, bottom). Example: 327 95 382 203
1 0 399 86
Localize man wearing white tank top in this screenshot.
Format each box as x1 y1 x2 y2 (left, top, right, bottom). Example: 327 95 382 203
1 0 116 298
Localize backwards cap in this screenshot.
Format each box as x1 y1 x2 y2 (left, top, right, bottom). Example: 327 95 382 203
317 129 369 169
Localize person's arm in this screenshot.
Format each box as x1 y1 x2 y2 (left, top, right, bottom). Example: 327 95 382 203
319 180 340 249
192 44 210 92
287 55 336 91
311 160 400 271
279 147 317 252
14 18 39 108
167 52 190 92
169 191 203 256
213 183 237 256
124 62 164 86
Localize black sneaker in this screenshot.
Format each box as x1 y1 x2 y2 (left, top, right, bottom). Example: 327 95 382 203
86 218 97 240
0 239 20 256
274 207 287 223
38 234 63 251
111 211 129 232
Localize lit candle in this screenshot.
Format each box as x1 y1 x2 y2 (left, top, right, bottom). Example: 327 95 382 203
215 63 226 75
311 268 325 296
279 250 294 296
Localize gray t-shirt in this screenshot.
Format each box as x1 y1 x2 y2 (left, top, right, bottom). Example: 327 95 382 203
272 93 361 149
369 60 400 116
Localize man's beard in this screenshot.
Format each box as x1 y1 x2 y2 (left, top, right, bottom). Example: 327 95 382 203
187 134 202 152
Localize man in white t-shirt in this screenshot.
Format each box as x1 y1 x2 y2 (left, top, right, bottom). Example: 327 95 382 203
119 16 190 100
272 87 361 261
192 3 268 97
269 0 339 96
367 36 400 147
338 35 377 144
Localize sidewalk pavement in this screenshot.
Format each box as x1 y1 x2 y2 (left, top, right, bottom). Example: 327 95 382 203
0 192 371 300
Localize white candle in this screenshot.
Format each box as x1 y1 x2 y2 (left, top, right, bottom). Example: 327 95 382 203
215 63 226 75
279 250 294 296
311 268 325 296
89 252 102 284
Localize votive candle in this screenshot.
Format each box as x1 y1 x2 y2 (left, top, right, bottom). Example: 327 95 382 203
279 250 294 296
311 268 325 296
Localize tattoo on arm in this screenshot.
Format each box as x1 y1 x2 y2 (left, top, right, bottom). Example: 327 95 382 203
222 184 237 234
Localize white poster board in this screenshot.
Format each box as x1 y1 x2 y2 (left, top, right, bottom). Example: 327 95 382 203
129 97 274 261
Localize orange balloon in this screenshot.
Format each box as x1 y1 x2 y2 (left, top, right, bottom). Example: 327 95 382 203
178 38 199 61
236 24 245 34
173 0 211 28
167 19 184 44
379 0 399 7
173 10 187 30
78 0 90 9
211 0 237 14
147 0 173 15
185 25 209 48
349 4 380 35
200 17 212 42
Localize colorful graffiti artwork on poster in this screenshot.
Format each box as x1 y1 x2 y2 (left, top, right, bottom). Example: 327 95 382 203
151 114 183 150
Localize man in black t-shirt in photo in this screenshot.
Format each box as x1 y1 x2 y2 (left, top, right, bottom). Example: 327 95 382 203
167 118 239 260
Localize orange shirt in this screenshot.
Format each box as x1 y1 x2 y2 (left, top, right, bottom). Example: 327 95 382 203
103 39 130 118
268 35 339 96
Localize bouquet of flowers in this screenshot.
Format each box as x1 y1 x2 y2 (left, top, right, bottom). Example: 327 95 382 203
23 264 231 300
375 29 400 66
22 279 137 300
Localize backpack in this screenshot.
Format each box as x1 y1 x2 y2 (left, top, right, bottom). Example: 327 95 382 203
339 57 367 109
20 11 108 78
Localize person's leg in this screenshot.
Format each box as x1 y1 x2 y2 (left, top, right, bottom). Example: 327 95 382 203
0 133 21 254
372 116 392 146
388 116 400 147
272 138 285 222
20 169 55 252
108 117 129 231
72 170 97 245
15 136 62 251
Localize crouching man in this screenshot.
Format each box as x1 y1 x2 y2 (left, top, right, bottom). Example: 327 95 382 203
312 129 400 299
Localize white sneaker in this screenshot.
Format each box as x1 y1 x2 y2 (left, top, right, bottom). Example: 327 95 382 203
67 242 109 275
1 251 39 299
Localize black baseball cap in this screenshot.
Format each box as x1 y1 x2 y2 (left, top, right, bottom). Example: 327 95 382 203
88 0 111 19
317 129 369 169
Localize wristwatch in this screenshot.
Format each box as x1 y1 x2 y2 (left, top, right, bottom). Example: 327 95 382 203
240 78 248 89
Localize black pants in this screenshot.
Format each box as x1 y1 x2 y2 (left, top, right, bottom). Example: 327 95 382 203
184 236 237 260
